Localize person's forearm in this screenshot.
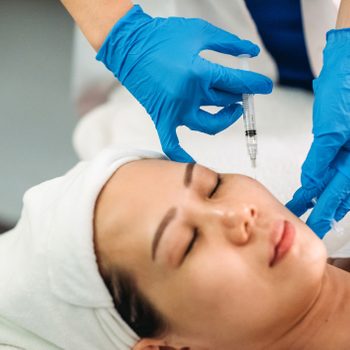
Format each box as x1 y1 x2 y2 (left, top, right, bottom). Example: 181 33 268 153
60 0 133 51
336 0 350 29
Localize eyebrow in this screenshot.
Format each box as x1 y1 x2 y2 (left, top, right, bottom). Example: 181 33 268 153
151 163 196 261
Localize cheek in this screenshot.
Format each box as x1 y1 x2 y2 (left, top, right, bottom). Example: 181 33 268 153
288 216 327 271
234 180 284 214
183 249 270 322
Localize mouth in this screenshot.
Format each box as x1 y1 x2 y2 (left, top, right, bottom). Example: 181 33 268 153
269 220 295 267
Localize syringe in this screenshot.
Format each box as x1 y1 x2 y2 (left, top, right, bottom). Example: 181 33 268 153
239 55 257 168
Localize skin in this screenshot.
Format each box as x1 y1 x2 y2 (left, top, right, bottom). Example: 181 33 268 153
94 159 350 350
60 0 133 51
337 0 350 29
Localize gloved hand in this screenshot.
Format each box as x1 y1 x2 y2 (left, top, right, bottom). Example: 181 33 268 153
96 5 272 162
286 29 350 238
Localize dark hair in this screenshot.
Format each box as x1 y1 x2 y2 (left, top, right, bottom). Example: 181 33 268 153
102 266 168 338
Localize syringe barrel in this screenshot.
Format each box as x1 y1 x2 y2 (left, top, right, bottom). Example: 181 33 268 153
242 94 256 130
239 54 258 166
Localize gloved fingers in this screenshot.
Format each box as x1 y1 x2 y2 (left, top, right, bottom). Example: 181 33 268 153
159 130 195 163
334 193 350 222
306 171 350 238
286 168 335 217
288 135 343 221
202 88 242 107
208 62 273 95
330 148 350 221
344 139 350 152
201 22 260 57
285 187 316 217
300 135 343 190
184 104 243 135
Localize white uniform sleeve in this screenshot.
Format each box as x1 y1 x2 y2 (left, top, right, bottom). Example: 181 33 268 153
301 0 339 77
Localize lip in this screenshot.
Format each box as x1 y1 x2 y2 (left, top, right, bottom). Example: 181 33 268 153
269 220 295 267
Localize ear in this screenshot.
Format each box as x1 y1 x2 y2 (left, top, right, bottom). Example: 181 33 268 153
133 338 182 350
132 338 166 350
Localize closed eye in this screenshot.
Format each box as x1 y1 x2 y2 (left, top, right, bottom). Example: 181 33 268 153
208 174 222 198
183 175 222 261
183 228 198 258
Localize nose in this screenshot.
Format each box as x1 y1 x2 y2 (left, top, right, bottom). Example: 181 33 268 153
210 204 257 245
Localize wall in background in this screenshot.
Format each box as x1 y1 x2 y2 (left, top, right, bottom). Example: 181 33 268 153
0 0 78 224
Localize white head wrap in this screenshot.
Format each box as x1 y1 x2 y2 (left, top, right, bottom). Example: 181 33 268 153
0 147 165 350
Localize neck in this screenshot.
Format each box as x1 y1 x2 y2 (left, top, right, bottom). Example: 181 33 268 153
270 264 350 349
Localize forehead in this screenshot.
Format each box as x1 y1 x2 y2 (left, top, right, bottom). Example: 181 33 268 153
95 159 187 259
112 158 187 205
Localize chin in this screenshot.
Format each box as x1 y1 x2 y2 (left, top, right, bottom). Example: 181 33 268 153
303 226 328 273
292 219 327 272
292 231 327 304
307 238 328 285
279 225 327 305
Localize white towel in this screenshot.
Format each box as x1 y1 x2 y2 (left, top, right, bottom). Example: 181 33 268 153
0 147 164 350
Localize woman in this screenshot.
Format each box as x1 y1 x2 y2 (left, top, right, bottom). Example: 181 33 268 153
94 153 350 350
1 147 348 350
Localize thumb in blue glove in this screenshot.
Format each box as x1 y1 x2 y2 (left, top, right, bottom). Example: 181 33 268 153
306 170 350 238
287 146 350 238
96 5 272 162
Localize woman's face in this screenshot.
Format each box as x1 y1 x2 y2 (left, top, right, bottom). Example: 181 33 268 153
94 159 327 350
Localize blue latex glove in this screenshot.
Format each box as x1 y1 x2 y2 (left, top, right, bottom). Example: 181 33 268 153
286 29 350 238
96 5 272 162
